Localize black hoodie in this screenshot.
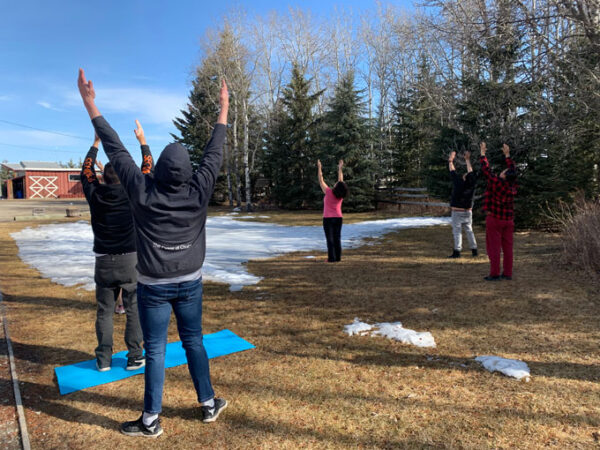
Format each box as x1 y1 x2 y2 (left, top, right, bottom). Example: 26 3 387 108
80 146 136 254
92 116 225 279
450 171 477 209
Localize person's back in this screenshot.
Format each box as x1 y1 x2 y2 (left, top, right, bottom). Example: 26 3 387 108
78 70 230 437
80 140 144 373
87 180 136 254
450 171 477 210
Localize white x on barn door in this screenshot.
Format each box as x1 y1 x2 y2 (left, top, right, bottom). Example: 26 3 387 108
29 176 58 198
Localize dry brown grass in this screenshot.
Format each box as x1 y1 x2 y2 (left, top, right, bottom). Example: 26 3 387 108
0 213 599 449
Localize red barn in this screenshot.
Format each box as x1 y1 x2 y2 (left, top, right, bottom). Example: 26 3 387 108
1 161 84 199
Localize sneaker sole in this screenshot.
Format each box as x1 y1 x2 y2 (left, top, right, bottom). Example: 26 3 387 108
202 400 228 423
126 362 146 371
120 428 163 438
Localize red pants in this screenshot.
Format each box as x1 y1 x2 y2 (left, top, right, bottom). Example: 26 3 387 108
485 215 514 277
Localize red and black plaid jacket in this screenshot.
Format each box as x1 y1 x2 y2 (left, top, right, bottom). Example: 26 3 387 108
480 155 517 220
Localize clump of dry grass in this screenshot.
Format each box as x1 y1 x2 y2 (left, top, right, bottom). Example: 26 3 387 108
549 195 600 282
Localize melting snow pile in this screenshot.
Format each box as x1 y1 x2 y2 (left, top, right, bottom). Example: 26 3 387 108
475 356 531 380
343 318 374 336
344 318 436 348
11 215 449 292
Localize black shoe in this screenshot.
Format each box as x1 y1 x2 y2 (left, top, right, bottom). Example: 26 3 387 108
483 276 501 281
448 250 461 258
201 397 228 423
127 356 146 371
96 360 111 372
500 274 512 280
472 248 479 257
120 415 163 438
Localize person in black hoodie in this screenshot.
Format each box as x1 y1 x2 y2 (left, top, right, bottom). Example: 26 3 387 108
448 150 478 258
78 68 229 438
80 133 153 372
97 119 154 316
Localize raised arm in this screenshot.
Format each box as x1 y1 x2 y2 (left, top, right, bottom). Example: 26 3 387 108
448 151 456 172
337 159 344 182
134 119 154 174
80 134 101 200
465 151 473 173
317 160 328 194
191 79 229 198
78 69 144 195
479 141 496 181
502 143 515 170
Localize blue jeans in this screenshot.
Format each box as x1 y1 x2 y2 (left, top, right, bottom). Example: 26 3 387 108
137 278 214 414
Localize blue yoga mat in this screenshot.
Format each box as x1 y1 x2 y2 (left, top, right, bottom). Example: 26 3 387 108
54 329 254 395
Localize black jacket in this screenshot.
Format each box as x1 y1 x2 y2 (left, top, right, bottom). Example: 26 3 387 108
81 146 136 254
450 171 477 209
92 115 225 279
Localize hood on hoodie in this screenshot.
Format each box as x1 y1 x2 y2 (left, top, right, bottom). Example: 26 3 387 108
155 143 193 186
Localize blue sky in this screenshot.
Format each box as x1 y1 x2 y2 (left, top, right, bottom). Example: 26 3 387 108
0 0 412 165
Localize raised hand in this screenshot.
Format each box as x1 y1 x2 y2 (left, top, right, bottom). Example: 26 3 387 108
317 159 322 171
93 134 101 148
78 68 101 119
464 150 471 160
134 119 146 145
480 141 487 156
338 159 344 169
78 68 95 105
95 159 104 172
220 79 229 109
502 143 510 157
449 151 456 162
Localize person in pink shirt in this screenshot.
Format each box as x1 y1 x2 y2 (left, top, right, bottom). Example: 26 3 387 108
317 159 348 262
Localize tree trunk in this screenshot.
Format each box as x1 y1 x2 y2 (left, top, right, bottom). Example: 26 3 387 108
242 98 252 211
232 101 242 207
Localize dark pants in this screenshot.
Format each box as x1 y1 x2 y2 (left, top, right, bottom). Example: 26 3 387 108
94 253 143 366
323 217 343 262
137 278 214 414
485 215 514 277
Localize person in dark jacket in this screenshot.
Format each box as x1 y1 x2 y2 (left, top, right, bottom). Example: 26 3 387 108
78 68 229 438
95 120 154 316
80 133 152 372
448 150 478 258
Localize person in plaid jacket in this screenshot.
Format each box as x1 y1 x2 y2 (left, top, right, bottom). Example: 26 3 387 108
479 141 517 281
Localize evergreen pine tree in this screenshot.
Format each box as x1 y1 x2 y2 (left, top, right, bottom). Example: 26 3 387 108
264 63 323 209
319 71 374 211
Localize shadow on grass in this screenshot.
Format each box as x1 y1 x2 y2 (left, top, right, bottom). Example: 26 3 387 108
265 346 600 382
1 339 92 366
2 294 93 311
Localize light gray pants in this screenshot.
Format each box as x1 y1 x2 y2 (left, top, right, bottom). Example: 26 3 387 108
451 210 477 251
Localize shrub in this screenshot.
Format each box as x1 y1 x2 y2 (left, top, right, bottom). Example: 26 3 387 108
549 194 600 282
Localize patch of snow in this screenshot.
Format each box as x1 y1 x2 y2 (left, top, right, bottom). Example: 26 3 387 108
475 356 531 380
372 321 436 348
11 215 449 291
344 318 436 348
343 318 373 336
304 255 316 259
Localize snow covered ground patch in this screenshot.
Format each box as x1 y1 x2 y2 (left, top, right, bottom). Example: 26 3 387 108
475 356 531 381
11 215 449 292
344 318 436 348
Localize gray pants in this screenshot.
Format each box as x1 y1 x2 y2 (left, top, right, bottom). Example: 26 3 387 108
94 253 143 365
451 210 477 251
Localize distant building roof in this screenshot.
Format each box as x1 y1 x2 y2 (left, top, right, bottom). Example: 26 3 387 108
1 161 80 172
21 161 64 169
